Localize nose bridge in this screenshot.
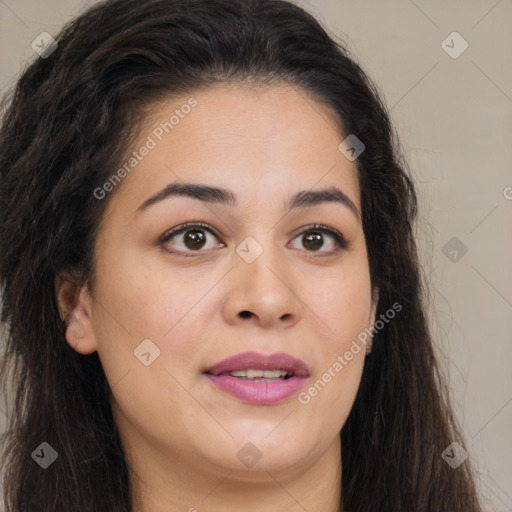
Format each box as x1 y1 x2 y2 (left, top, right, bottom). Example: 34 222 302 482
230 199 270 255
230 228 300 323
235 227 285 283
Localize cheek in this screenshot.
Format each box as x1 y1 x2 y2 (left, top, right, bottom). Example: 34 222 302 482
89 258 208 435
297 260 371 415
298 273 369 429
93 244 204 337
296 330 366 443
306 261 373 347
89 247 218 384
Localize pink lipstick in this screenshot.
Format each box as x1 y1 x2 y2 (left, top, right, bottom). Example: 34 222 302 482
203 351 309 405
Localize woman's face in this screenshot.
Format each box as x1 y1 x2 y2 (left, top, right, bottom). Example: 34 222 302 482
59 84 377 483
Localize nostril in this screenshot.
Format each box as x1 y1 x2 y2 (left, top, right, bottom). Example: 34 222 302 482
240 311 252 319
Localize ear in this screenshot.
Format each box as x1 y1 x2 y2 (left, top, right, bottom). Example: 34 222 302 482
55 271 97 355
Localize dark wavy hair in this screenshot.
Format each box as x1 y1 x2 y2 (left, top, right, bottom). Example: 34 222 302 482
0 0 482 510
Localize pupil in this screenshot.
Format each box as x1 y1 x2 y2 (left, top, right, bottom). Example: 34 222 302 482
304 232 322 251
184 230 206 250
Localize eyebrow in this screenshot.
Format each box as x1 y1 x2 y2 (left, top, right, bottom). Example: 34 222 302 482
135 182 360 220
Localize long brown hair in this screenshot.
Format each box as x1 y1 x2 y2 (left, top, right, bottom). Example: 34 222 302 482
0 0 482 510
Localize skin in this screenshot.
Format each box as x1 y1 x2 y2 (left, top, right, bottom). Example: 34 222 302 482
55 83 378 512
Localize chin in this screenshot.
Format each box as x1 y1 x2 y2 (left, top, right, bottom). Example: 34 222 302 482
201 432 316 475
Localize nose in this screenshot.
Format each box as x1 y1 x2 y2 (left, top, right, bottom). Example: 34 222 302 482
222 236 302 330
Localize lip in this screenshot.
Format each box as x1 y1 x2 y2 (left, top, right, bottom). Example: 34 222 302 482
203 351 310 405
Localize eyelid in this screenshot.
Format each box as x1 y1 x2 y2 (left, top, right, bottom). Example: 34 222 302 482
160 221 348 256
160 221 220 244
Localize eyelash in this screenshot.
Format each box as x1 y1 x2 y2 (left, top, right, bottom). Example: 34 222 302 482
159 222 348 258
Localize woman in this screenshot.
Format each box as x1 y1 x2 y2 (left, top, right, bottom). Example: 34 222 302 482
0 0 482 510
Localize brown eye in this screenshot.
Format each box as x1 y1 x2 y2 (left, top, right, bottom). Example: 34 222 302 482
288 225 347 255
161 222 347 257
161 223 222 255
302 231 324 251
182 229 207 250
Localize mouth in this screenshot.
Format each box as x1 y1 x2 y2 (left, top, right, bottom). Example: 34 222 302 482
203 351 310 405
216 369 295 381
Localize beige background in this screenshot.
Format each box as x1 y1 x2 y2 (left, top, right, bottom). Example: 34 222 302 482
1 1 511 510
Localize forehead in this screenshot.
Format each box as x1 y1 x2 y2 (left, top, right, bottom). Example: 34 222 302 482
110 83 361 216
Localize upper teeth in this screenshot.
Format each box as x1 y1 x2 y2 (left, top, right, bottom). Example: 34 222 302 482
226 369 290 378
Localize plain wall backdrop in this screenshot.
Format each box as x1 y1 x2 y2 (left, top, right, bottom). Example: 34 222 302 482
0 1 511 511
